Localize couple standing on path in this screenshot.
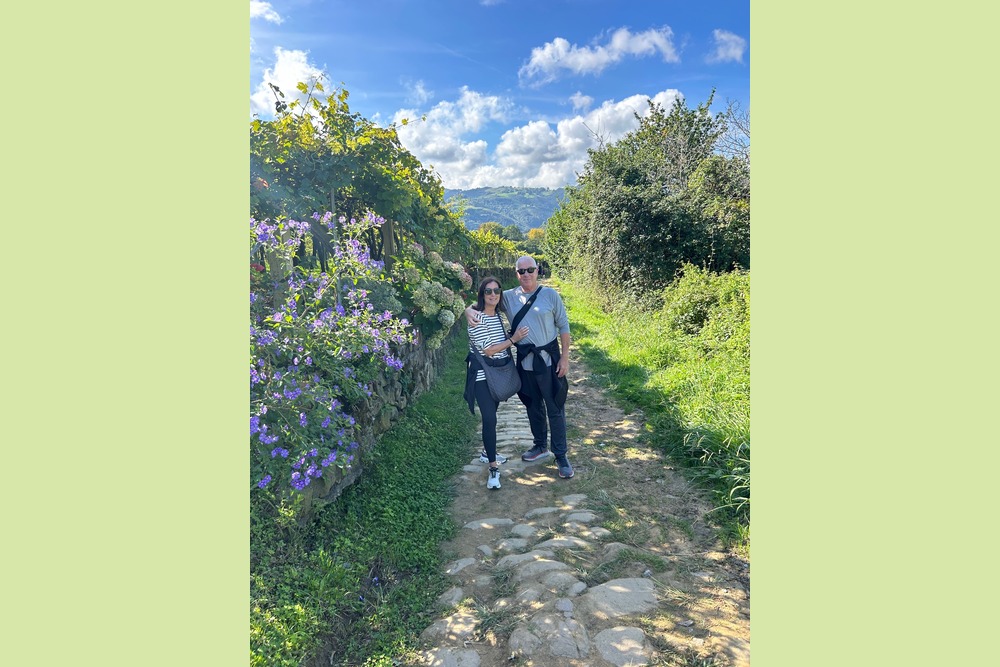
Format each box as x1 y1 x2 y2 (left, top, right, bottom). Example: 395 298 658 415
463 255 573 490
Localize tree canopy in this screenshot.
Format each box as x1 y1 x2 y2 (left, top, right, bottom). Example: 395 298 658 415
545 93 749 307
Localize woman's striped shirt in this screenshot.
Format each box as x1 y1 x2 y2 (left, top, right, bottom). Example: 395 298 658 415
468 311 510 382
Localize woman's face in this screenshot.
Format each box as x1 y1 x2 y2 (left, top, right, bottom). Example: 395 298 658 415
484 282 502 308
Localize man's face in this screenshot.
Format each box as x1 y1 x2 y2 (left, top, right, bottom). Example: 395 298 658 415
516 261 538 291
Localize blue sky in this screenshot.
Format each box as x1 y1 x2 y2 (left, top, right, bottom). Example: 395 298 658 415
250 0 749 191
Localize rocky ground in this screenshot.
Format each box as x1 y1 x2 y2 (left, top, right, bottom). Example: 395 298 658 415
414 351 750 667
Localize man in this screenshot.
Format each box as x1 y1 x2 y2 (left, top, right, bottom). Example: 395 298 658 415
466 256 574 478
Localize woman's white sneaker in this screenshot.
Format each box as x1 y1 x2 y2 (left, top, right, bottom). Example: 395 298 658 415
487 467 501 489
480 450 508 464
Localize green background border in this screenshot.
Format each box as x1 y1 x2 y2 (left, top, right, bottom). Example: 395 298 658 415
6 3 246 664
755 1 999 665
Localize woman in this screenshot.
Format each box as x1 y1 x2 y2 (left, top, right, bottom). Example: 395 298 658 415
464 276 529 489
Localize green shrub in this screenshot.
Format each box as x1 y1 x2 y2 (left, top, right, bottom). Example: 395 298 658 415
557 269 749 535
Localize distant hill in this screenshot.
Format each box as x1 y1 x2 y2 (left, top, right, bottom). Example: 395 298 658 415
445 187 566 232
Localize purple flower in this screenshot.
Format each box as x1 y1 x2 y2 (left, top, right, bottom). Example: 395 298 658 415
257 475 272 488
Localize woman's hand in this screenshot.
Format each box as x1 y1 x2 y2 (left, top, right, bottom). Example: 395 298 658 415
512 326 529 343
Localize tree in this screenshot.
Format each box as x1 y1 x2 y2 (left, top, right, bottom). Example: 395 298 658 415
250 78 470 273
477 221 504 237
501 223 525 242
524 227 545 254
546 92 748 307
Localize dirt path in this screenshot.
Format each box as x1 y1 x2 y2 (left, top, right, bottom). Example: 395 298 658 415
415 347 750 666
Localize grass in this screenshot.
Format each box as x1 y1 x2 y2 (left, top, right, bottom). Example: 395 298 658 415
491 567 517 599
552 267 749 547
250 329 480 667
471 599 522 643
583 548 668 586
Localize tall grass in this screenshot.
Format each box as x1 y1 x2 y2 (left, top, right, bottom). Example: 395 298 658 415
556 265 749 540
250 331 479 667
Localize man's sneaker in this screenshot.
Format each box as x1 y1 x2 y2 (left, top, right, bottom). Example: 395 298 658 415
556 457 574 479
487 467 501 489
480 450 508 464
521 445 551 462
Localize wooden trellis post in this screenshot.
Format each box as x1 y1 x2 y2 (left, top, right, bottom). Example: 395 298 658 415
382 218 395 273
330 190 342 307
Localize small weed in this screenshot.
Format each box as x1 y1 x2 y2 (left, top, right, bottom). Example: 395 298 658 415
531 527 557 543
492 568 517 599
584 548 666 586
639 614 728 667
666 517 696 540
604 515 651 546
472 600 521 643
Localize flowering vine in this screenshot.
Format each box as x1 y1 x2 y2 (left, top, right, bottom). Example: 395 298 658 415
250 211 414 493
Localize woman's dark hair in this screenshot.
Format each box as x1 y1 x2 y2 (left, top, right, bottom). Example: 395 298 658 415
473 276 507 315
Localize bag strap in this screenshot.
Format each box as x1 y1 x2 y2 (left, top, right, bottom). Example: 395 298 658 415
470 342 511 368
471 314 510 365
509 286 542 335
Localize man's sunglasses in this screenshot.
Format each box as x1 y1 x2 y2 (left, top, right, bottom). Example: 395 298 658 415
483 287 502 295
516 267 537 275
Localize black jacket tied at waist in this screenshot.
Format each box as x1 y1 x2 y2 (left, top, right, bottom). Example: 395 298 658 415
513 338 568 408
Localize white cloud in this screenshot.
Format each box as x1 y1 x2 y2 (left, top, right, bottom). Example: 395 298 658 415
406 79 434 106
250 47 325 117
519 27 679 85
395 87 513 136
395 87 683 189
569 91 593 112
707 29 747 64
250 1 283 24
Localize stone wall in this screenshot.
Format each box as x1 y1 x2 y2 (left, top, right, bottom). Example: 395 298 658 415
297 324 465 516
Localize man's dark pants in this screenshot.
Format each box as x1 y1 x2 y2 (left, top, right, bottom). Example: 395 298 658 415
522 366 567 459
